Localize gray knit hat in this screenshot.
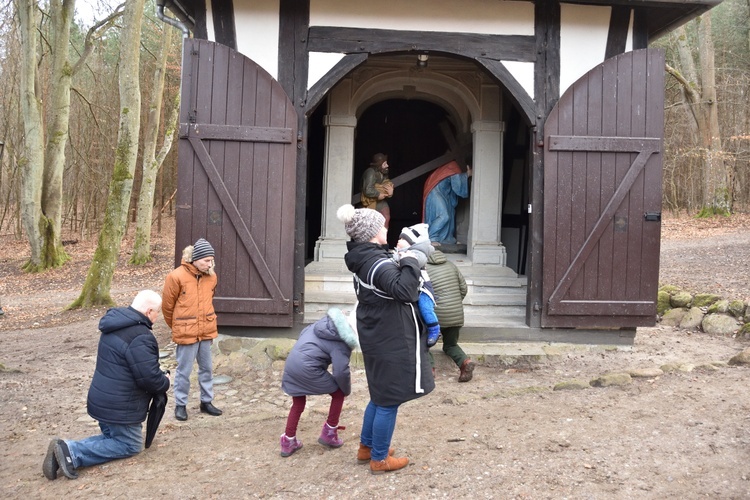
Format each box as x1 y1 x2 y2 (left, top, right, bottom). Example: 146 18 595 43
191 238 215 262
337 204 385 243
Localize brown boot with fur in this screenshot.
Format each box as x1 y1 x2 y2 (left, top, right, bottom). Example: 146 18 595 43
458 358 476 382
370 455 409 474
357 443 395 464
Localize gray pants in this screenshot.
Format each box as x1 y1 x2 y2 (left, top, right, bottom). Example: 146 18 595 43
174 340 214 406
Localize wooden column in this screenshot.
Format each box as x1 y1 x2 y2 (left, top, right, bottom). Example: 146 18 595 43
278 0 310 322
529 0 560 328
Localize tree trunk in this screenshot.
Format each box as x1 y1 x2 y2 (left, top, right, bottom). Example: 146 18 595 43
669 14 731 216
131 27 178 264
70 0 145 308
697 12 731 214
40 0 76 270
17 0 45 271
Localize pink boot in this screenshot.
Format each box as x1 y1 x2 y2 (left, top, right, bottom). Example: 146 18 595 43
317 422 345 448
280 434 303 457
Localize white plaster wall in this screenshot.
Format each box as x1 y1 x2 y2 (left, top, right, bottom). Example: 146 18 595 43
309 52 345 89
502 61 534 100
310 0 533 33
205 1 216 42
560 4 611 94
308 0 533 90
233 0 281 79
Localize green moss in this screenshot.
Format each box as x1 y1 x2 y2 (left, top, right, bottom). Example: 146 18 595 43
659 284 682 295
693 293 721 308
657 290 672 315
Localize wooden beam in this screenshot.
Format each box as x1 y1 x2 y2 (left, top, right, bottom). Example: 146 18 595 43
278 0 310 324
305 53 368 114
529 0 561 328
211 0 236 49
308 26 536 63
605 6 631 59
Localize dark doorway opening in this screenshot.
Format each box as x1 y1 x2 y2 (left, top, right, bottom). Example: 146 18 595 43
305 99 327 263
354 99 453 246
501 102 531 276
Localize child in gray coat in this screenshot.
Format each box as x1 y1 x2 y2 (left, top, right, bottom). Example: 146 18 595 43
280 308 359 457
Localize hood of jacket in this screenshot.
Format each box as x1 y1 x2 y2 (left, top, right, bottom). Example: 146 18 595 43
427 249 448 265
98 306 152 334
315 307 359 350
181 246 215 276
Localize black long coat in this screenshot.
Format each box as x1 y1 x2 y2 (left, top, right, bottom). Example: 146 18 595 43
344 241 435 406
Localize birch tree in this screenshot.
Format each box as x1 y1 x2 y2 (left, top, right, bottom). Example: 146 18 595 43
70 0 145 307
666 12 732 215
130 26 178 264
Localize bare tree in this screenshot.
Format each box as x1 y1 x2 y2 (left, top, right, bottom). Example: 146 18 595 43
130 25 178 264
70 0 145 307
16 0 124 271
16 0 45 268
666 13 732 215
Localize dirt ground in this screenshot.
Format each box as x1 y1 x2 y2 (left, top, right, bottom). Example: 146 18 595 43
2 213 750 499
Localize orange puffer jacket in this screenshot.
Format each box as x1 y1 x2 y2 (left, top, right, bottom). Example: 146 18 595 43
162 261 218 345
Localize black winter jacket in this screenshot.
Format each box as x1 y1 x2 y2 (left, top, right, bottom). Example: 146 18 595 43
344 241 434 406
87 306 170 425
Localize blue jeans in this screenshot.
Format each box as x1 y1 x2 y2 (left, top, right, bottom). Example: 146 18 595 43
66 422 143 468
360 400 400 461
174 340 214 406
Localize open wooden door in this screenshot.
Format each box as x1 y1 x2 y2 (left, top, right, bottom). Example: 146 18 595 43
542 49 664 328
177 39 297 327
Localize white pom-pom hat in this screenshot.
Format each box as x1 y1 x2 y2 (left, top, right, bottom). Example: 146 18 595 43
337 204 386 242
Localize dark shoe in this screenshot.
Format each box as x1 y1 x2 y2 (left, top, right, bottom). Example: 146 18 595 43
53 440 78 479
458 358 476 383
175 405 188 421
200 402 223 416
43 438 60 480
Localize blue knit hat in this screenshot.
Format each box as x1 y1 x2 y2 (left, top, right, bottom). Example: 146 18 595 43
191 238 214 262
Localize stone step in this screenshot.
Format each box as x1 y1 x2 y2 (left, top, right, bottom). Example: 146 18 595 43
303 290 528 327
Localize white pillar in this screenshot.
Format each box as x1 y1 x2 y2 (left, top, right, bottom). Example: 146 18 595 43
469 119 508 266
314 112 357 261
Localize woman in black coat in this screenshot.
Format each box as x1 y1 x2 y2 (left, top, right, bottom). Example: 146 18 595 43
338 204 434 475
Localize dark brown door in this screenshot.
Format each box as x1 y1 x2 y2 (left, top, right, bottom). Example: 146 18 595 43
542 49 664 328
177 39 297 327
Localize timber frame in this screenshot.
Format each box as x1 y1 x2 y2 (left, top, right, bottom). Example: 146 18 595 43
159 0 722 332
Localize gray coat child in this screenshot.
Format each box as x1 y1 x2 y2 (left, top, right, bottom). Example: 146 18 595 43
279 308 359 457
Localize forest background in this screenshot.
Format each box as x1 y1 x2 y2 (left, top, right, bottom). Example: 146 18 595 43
0 0 748 301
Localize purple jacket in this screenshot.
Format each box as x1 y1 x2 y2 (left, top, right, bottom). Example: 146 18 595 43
281 308 358 397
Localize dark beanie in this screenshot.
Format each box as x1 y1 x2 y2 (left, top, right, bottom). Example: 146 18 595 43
191 238 215 262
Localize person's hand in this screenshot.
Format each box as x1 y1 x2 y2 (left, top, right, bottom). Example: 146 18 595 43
466 165 473 178
399 250 418 262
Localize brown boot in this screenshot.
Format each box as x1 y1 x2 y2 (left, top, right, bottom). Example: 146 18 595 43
370 455 409 475
458 358 475 382
357 443 395 464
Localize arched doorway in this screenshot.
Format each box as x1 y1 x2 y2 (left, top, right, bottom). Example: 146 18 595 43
353 99 457 246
